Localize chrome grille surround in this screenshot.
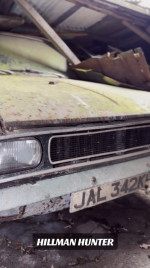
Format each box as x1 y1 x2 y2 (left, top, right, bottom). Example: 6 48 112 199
49 124 150 165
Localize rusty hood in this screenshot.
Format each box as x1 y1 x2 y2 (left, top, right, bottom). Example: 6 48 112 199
1 75 150 127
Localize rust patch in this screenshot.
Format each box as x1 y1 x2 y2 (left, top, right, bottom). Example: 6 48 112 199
0 205 26 223
0 115 7 134
0 195 70 222
75 48 150 90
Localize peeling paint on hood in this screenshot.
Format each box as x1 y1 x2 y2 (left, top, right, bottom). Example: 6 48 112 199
0 75 150 127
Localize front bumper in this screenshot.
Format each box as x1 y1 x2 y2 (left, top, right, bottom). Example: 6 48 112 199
0 155 150 220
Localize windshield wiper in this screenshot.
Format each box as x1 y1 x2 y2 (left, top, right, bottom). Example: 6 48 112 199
0 70 14 75
0 69 65 77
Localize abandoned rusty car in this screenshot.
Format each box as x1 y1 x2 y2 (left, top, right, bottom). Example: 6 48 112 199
0 32 150 220
0 0 150 220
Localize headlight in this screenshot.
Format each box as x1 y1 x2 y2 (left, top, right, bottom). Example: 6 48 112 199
0 138 42 173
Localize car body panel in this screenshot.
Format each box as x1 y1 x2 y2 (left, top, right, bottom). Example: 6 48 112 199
0 155 149 213
0 76 150 127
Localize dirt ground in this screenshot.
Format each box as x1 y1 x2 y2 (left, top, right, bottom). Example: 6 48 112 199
0 190 150 268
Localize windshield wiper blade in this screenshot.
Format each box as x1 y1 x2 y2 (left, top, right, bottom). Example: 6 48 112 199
0 69 14 75
0 68 65 77
24 69 65 77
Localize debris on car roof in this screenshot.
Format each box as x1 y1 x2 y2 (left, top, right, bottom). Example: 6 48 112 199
73 47 150 90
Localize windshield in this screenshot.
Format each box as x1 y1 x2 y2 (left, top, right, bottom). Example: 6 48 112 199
0 33 67 77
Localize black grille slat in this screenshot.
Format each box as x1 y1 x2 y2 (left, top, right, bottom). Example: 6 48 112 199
50 126 150 163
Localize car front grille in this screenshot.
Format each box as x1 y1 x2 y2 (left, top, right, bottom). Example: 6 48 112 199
49 125 150 164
